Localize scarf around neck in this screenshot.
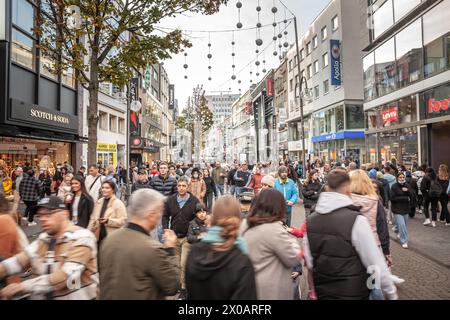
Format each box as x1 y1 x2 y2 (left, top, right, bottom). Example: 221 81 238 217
201 226 249 255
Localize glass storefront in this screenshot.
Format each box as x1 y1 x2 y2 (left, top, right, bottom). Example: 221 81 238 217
96 143 117 167
0 137 71 174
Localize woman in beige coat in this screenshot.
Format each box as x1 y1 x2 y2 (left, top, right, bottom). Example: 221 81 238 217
188 168 206 204
88 180 127 247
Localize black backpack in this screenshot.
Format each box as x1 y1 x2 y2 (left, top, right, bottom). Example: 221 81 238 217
429 180 443 198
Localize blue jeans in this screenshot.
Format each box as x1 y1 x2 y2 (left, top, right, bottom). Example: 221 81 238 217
394 214 408 245
216 184 225 196
229 185 235 196
235 187 245 198
370 288 384 300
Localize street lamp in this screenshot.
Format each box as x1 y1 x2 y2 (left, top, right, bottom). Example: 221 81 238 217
279 0 311 178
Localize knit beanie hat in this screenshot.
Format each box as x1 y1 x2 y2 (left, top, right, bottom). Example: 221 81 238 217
261 175 275 188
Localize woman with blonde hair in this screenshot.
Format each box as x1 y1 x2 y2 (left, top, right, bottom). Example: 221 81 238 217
437 164 450 225
186 195 256 300
57 173 74 202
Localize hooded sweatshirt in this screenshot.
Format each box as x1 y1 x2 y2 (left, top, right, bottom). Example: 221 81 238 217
351 194 380 246
304 192 397 300
185 242 257 300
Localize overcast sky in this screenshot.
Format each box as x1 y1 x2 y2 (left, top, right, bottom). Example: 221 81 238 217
158 0 331 111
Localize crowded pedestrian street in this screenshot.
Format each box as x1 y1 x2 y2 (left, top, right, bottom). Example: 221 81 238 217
1 0 450 308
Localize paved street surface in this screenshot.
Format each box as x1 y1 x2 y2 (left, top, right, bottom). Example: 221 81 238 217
19 201 450 300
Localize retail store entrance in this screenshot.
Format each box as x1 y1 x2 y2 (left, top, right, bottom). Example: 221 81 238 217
431 120 450 168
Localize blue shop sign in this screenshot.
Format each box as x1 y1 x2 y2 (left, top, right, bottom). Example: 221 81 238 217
312 131 365 143
330 39 342 86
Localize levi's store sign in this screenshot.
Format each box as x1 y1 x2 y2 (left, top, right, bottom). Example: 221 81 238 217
428 98 449 114
381 107 398 124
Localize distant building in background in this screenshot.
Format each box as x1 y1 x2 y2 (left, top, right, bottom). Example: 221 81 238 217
173 128 192 163
204 93 241 124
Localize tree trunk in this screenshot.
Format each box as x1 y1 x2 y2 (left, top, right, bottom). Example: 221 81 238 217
87 58 99 166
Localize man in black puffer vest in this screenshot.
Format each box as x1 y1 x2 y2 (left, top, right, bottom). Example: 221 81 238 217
303 170 398 300
150 162 177 196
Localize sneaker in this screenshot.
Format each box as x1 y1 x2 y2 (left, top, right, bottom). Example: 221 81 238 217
177 289 187 300
27 221 37 227
423 219 431 226
418 209 423 214
402 243 408 249
390 274 405 284
396 234 400 239
431 221 436 228
440 220 446 224
21 217 28 222
445 223 450 227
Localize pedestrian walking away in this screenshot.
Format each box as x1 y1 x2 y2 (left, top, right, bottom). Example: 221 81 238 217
186 195 257 300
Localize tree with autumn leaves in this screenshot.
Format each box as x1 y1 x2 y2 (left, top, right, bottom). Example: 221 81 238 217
36 0 227 165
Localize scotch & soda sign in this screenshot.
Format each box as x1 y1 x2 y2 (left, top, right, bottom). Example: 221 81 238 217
30 109 70 124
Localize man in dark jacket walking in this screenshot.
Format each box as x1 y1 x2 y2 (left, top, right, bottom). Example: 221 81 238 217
227 164 238 196
303 170 398 300
132 169 152 193
151 162 177 196
162 176 199 299
19 169 41 226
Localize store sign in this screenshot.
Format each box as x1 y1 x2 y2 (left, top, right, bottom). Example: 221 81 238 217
130 77 139 102
312 131 365 143
169 85 175 109
9 99 78 133
428 98 449 114
381 107 398 124
97 143 117 152
330 39 342 86
266 78 274 97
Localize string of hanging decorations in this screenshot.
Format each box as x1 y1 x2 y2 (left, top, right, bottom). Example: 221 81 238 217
207 32 212 81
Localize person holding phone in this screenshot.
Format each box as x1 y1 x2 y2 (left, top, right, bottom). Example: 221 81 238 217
88 181 127 248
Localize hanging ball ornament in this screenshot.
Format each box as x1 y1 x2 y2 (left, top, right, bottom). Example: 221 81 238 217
208 77 211 81
184 75 188 79
231 75 237 80
237 22 243 29
207 54 212 59
256 72 260 76
284 31 288 35
184 52 187 56
263 68 267 73
208 66 212 69
255 49 259 54
232 64 235 68
273 22 277 27
272 7 278 13
279 44 282 49
238 80 241 84
183 64 188 69
284 42 289 48
257 22 262 28
273 36 277 41
232 53 235 57
278 33 283 39
284 19 288 23
273 51 278 56
231 41 235 45
236 1 242 9
256 6 261 12
255 61 260 66
263 60 266 63
208 43 211 47
255 39 263 46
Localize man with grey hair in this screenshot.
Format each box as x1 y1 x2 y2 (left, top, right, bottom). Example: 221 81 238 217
99 189 180 300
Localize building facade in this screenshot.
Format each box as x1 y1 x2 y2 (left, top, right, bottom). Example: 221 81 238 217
0 0 82 173
287 0 365 164
274 58 289 161
361 0 450 169
205 93 240 124
231 89 256 163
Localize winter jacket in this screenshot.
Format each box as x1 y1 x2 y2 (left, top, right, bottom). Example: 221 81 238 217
384 174 397 189
438 178 449 197
234 170 252 188
150 174 177 196
390 183 412 215
68 193 95 229
187 218 208 244
99 223 180 300
301 180 322 209
186 242 257 300
19 175 41 201
189 179 207 203
211 167 226 185
376 201 390 256
132 180 152 193
287 164 299 182
248 173 263 194
0 215 21 285
406 177 418 208
88 195 128 237
203 177 217 196
351 194 380 246
242 221 301 300
227 169 237 186
162 193 200 238
274 178 299 215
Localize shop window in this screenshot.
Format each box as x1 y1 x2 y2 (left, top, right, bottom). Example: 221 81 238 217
423 0 450 78
366 107 380 130
375 38 396 96
12 0 34 34
366 133 378 163
373 0 394 39
398 95 417 124
363 52 376 101
346 105 364 130
11 29 35 70
396 20 422 88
